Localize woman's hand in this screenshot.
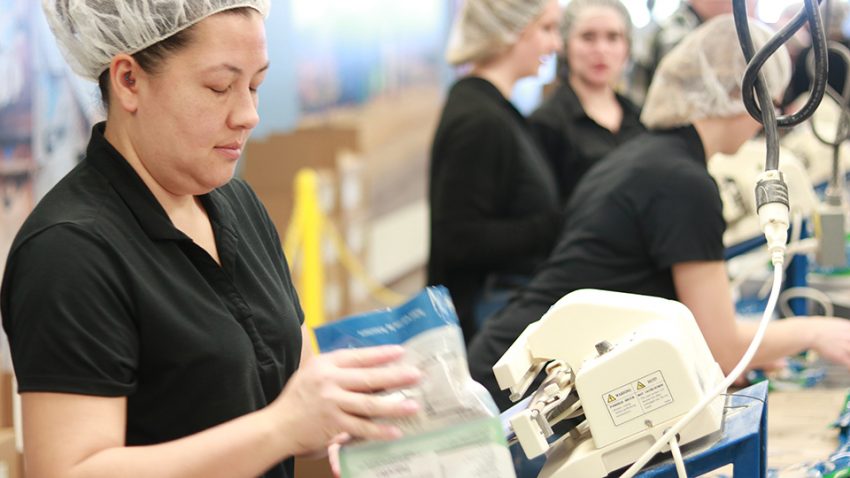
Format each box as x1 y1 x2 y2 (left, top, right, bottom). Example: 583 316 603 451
328 433 350 478
807 317 850 368
269 345 421 457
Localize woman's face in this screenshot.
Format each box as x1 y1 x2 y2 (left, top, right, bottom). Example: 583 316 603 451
131 10 268 196
566 6 629 89
511 0 563 79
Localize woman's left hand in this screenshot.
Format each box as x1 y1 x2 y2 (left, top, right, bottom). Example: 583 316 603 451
328 433 351 478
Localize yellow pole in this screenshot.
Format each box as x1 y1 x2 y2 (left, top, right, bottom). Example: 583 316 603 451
294 169 325 352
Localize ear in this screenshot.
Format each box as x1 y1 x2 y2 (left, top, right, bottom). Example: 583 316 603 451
109 54 141 114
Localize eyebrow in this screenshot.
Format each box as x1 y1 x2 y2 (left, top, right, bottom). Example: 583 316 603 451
205 62 271 75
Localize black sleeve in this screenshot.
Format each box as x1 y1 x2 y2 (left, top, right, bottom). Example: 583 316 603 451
430 116 561 269
2 225 139 395
642 167 726 268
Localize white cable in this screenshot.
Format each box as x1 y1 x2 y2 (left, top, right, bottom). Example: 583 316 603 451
620 260 784 478
755 236 816 298
669 433 688 478
727 212 808 296
778 286 835 317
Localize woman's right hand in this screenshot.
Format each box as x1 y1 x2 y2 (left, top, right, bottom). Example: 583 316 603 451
807 316 850 369
269 345 421 457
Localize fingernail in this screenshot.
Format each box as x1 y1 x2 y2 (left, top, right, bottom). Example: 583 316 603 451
402 400 419 412
386 426 403 439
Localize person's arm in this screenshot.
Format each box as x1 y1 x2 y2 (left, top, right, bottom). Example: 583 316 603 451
672 260 850 374
23 392 284 478
671 260 743 373
301 324 315 365
22 338 420 478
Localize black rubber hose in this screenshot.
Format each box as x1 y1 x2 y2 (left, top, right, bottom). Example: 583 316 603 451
733 0 828 171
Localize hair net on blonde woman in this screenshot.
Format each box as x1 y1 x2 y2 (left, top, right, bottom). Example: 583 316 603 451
641 14 791 129
446 0 550 66
42 0 271 81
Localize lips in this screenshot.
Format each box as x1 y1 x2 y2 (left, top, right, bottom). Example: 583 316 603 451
214 142 243 160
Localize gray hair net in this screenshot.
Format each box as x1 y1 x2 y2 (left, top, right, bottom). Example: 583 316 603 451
446 0 550 66
641 14 791 129
42 0 271 81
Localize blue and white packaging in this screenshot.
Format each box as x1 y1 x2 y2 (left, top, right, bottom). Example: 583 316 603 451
315 286 515 478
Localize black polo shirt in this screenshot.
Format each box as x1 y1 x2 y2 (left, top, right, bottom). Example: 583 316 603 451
529 82 645 203
467 126 726 411
428 77 561 342
1 123 303 477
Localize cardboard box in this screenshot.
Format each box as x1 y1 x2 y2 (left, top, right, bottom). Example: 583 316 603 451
0 428 22 478
243 127 370 322
0 374 13 429
242 124 359 233
242 86 442 320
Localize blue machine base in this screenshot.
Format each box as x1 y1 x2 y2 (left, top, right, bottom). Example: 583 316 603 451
636 381 768 477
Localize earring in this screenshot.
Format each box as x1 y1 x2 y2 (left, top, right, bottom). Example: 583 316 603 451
124 72 135 86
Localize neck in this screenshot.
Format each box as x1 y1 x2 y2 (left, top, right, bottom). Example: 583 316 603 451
695 114 760 161
471 59 520 99
568 75 616 103
691 118 725 161
103 118 198 217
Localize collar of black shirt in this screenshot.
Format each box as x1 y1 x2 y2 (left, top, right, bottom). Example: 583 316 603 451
555 82 641 126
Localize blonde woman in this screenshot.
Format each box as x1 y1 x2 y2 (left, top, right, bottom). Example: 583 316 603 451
429 0 564 342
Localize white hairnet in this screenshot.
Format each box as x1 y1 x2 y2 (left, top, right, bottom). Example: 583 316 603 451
446 0 550 66
641 14 791 129
42 0 271 81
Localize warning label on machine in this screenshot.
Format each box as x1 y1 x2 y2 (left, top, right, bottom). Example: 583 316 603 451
603 371 673 426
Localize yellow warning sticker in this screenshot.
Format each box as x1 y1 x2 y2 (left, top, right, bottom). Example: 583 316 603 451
608 395 617 403
637 382 646 390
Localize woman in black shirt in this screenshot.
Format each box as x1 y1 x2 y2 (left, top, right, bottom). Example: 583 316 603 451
429 0 564 342
2 2 420 477
530 0 644 204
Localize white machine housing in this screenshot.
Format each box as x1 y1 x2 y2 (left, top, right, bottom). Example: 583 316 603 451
494 289 726 477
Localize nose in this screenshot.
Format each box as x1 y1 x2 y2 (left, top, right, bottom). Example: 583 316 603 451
229 88 260 131
591 38 607 54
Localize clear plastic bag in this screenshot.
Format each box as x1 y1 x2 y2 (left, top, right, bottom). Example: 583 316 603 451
315 286 515 478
